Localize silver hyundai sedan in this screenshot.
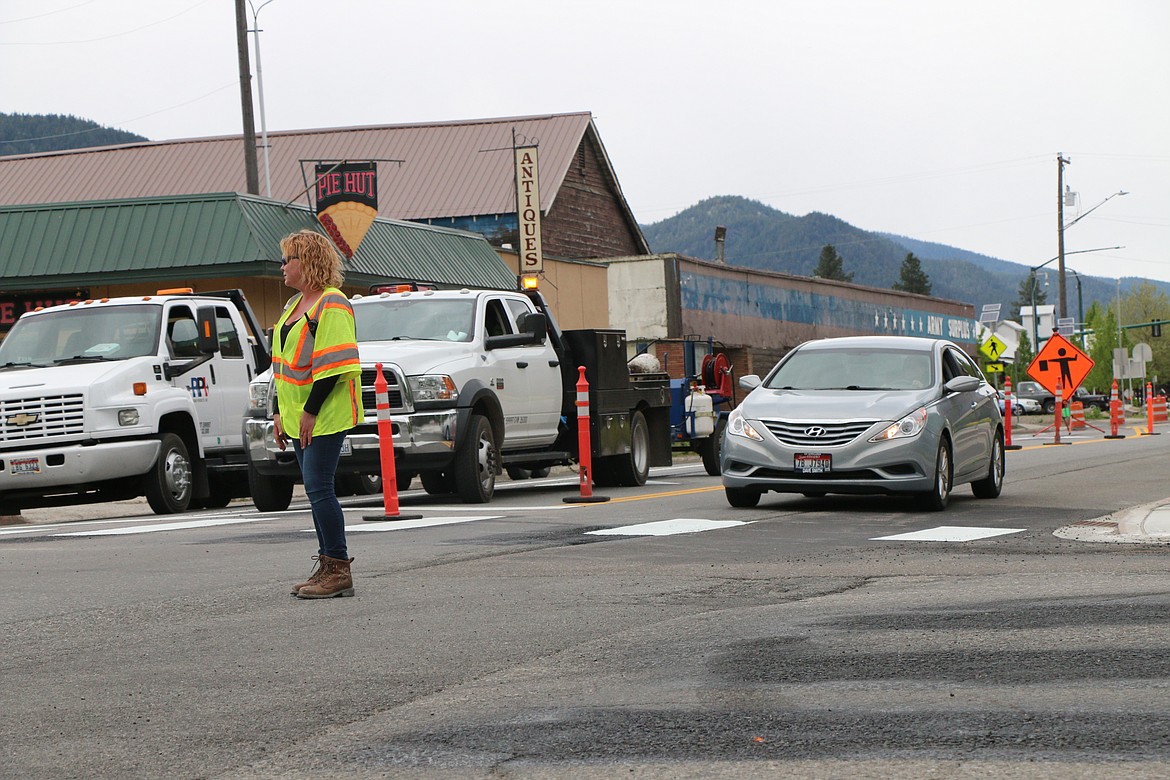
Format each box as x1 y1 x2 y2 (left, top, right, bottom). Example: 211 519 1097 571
720 336 1004 510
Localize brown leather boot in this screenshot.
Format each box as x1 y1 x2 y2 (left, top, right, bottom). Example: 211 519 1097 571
295 555 354 599
290 556 325 596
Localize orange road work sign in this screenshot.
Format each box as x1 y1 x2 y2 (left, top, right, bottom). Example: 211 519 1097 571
1027 332 1094 396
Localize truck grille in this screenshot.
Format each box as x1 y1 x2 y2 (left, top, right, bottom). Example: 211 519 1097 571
0 394 86 442
360 366 406 414
760 419 877 447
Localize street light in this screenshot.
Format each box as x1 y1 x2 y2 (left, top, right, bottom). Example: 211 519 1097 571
1055 160 1127 321
247 0 277 198
1027 245 1123 352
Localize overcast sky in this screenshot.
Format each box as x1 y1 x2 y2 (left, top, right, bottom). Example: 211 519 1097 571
4 0 1168 284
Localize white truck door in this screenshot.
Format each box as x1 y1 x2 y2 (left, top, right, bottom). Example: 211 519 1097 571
166 304 223 451
481 296 532 444
504 297 561 446
206 304 252 450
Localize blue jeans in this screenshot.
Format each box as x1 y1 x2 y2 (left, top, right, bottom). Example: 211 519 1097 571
292 431 348 560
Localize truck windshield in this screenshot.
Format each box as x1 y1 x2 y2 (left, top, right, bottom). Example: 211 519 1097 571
764 348 935 391
0 305 163 366
354 298 476 343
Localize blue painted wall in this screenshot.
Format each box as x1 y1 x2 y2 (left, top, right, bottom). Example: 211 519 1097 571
680 268 976 344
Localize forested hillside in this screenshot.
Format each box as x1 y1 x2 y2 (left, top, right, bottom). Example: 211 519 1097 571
0 112 146 156
640 195 1166 313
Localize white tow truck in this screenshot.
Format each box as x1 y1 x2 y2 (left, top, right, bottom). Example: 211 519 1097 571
244 280 673 510
0 288 271 513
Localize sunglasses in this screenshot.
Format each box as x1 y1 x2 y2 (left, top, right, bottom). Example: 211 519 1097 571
280 255 298 267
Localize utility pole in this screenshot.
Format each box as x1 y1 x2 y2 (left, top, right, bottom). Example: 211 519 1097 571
235 0 260 195
1056 153 1070 321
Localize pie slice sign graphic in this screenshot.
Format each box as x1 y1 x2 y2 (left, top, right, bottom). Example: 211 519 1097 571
1026 332 1094 396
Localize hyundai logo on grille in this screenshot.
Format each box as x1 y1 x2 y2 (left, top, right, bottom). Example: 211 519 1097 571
6 412 40 427
803 426 828 437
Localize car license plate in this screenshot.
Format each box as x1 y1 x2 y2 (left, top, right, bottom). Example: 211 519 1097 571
11 456 41 475
795 453 831 474
340 438 352 456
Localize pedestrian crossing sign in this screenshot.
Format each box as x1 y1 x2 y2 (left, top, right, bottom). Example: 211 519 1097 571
980 334 1007 361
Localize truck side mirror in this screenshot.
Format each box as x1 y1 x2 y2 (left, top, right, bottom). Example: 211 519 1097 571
520 312 547 343
196 307 220 354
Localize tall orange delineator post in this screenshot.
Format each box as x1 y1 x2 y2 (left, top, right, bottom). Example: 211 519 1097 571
1043 379 1071 446
1140 381 1162 437
1105 378 1126 439
1004 376 1021 450
564 366 609 504
364 362 422 521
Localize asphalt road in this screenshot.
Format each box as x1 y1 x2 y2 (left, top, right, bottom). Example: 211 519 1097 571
3 422 1169 780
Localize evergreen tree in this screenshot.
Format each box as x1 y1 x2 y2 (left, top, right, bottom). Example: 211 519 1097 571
1012 331 1033 389
891 252 932 295
813 244 853 282
1010 273 1049 321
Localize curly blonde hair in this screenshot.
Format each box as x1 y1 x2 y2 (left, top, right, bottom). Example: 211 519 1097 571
280 230 344 290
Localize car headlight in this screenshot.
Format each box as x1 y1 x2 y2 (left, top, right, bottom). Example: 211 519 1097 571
870 406 928 442
727 407 763 441
408 374 458 403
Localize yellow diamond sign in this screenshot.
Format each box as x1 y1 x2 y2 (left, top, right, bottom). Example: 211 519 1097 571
980 334 1007 361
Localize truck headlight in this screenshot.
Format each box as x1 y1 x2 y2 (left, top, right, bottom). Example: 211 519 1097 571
118 408 140 426
248 381 271 416
408 374 458 403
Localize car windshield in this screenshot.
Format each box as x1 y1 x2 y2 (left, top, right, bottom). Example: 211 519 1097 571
0 305 161 366
764 347 934 391
354 298 476 343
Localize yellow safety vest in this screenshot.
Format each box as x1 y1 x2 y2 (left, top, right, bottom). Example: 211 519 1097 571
273 288 362 437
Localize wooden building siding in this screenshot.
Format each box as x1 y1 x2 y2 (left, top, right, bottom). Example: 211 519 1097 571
543 133 644 259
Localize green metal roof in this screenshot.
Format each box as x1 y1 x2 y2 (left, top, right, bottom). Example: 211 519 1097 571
0 192 517 292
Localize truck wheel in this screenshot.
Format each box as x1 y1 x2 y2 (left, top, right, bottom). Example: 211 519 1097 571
144 433 194 514
700 417 726 477
609 410 650 487
1042 399 1056 415
249 464 294 512
420 470 455 495
505 466 551 480
454 414 497 503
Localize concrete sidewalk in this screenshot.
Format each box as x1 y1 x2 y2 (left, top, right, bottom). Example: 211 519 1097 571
1055 497 1170 544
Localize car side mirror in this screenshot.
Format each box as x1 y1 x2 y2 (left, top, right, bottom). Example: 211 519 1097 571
944 375 981 394
740 374 762 391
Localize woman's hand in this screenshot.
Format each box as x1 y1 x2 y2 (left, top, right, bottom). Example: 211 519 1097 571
273 413 289 451
299 412 316 448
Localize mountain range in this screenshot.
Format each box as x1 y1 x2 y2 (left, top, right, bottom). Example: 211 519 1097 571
640 195 1165 318
1 115 1161 319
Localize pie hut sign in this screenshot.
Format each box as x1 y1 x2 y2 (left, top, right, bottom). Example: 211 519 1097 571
315 162 377 258
1 290 88 336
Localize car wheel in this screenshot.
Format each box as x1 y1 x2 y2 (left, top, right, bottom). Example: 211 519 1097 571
971 429 1005 499
453 413 497 503
144 433 194 514
915 438 952 511
725 486 760 508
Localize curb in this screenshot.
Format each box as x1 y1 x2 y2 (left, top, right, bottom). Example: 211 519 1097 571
1054 497 1170 545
